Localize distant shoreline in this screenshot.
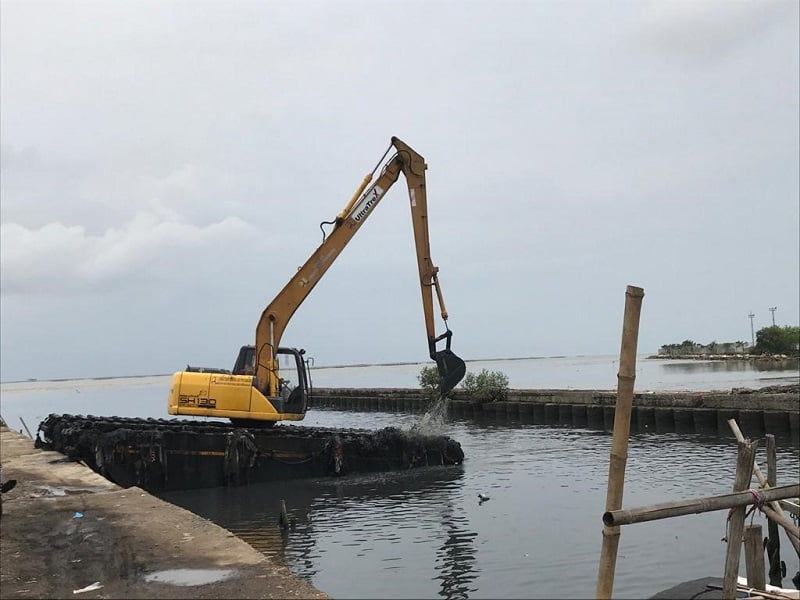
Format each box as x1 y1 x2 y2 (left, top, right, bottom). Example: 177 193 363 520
1 354 600 384
0 373 173 385
5 353 797 385
646 354 799 362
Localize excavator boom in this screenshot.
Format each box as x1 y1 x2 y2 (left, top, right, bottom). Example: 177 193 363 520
168 137 464 425
255 137 464 398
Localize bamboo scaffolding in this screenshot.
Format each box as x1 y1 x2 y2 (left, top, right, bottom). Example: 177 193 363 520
728 419 800 555
722 439 757 599
595 285 644 600
602 483 799 526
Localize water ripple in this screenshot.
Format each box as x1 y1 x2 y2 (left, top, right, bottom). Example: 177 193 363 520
161 416 799 600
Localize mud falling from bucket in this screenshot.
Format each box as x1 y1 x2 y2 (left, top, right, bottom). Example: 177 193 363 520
410 395 449 436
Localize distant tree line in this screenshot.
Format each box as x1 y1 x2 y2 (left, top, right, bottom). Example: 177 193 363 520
659 326 799 357
658 340 749 356
660 340 702 353
754 325 800 356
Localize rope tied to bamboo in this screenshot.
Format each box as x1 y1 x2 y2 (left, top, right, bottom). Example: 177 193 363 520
748 488 766 510
722 489 767 541
744 488 766 526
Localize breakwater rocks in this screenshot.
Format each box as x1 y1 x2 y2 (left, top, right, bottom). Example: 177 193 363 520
311 387 800 439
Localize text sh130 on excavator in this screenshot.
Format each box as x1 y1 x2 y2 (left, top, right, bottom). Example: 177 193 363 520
167 137 466 426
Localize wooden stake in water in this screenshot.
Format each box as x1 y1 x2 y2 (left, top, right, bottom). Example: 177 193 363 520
595 285 644 600
279 499 289 530
722 439 757 599
19 417 33 439
744 524 766 591
765 434 782 587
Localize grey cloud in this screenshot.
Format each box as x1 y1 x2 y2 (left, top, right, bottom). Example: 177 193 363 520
633 0 797 58
1 0 797 380
1 209 257 294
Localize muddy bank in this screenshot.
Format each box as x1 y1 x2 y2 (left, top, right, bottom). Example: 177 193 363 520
0 426 327 599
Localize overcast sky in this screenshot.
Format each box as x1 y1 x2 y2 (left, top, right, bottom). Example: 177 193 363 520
1 0 798 381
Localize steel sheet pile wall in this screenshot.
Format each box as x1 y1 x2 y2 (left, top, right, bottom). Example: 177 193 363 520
310 388 800 438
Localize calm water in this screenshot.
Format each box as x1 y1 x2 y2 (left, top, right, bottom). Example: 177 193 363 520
1 356 798 598
159 409 799 599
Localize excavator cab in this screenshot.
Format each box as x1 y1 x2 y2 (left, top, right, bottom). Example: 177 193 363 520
168 345 311 425
232 345 311 415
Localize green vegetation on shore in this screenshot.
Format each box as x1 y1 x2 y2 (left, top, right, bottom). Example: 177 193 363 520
418 365 510 403
658 325 799 358
755 325 800 356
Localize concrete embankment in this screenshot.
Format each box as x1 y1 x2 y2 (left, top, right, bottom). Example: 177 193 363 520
311 387 800 438
0 426 327 599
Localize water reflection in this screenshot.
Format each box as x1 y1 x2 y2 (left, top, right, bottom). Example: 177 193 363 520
435 500 479 599
159 465 484 600
660 358 800 374
161 411 799 600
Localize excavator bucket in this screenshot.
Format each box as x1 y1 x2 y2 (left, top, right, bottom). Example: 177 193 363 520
434 349 466 397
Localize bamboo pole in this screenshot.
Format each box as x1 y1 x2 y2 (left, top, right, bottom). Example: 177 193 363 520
19 417 33 439
779 499 799 517
279 499 289 530
595 285 644 600
728 418 800 555
602 484 799 526
765 435 783 587
722 439 757 599
708 582 799 600
761 504 800 543
745 524 766 590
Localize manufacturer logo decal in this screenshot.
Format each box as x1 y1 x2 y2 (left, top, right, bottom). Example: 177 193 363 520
351 185 384 222
178 394 217 408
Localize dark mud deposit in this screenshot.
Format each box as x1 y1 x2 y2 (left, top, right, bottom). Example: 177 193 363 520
34 414 465 492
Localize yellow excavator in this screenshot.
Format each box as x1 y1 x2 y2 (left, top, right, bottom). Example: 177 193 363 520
167 137 466 426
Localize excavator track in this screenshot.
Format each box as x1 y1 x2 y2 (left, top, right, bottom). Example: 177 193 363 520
35 414 464 493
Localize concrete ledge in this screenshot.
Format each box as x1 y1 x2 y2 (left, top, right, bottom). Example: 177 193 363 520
313 387 800 412
0 427 327 599
311 387 799 438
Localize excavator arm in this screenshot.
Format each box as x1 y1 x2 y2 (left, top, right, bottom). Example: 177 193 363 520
254 137 465 398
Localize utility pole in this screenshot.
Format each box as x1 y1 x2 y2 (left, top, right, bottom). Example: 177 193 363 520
748 312 756 347
769 306 777 326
